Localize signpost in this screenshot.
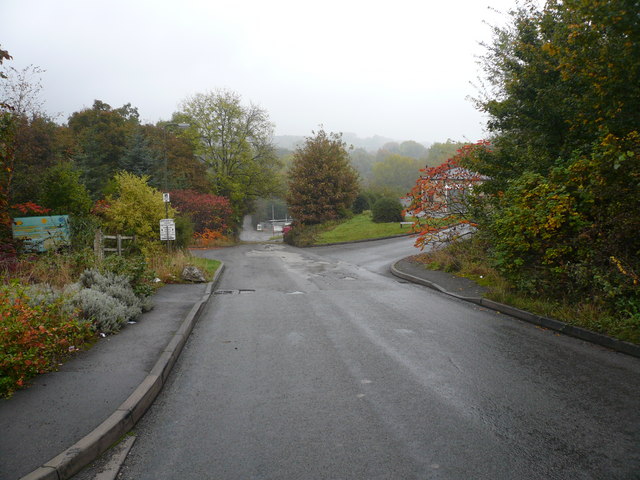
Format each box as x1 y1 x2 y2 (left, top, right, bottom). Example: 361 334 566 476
159 218 176 241
161 192 174 251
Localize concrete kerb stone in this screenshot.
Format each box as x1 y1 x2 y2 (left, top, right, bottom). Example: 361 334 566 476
390 261 483 305
307 233 413 248
18 468 58 480
391 260 640 359
43 409 133 480
19 262 225 480
118 374 163 425
150 350 178 384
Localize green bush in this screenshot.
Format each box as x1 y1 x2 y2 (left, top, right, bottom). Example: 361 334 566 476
372 197 404 223
40 162 93 216
352 194 370 214
101 171 177 248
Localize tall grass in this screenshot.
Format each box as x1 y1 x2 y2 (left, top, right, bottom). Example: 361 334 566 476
2 249 97 289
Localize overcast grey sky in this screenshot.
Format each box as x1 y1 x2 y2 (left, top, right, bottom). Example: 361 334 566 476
2 0 521 144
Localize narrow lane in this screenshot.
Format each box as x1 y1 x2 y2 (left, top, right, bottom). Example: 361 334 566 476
119 242 640 479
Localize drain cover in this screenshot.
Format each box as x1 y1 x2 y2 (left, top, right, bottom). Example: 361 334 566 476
214 289 256 295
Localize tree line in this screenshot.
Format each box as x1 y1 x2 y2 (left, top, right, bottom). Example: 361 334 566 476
408 0 639 335
0 43 469 245
0 52 288 249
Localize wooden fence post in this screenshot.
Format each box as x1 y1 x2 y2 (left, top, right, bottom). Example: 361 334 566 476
94 229 104 262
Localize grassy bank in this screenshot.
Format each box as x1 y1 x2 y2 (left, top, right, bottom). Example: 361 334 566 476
411 237 639 345
315 213 414 244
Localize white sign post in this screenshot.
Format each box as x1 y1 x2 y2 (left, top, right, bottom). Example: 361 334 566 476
160 218 176 241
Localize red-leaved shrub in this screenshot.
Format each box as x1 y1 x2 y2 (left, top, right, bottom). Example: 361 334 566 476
169 190 233 234
0 286 94 397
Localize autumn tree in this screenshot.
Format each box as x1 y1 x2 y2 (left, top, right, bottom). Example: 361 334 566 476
406 142 488 250
287 129 359 225
0 46 13 234
175 89 282 218
0 64 46 117
456 0 640 311
473 0 640 185
0 54 56 222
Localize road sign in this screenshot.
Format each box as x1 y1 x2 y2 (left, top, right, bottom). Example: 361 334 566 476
159 218 176 241
163 193 170 203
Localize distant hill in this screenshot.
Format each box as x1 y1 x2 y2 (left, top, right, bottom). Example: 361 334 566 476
273 132 426 152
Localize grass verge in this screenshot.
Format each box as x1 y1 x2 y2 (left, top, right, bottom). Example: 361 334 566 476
314 213 415 244
411 236 639 345
147 250 221 283
189 256 222 281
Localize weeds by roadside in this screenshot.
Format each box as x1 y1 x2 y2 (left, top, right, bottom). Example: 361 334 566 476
411 236 640 345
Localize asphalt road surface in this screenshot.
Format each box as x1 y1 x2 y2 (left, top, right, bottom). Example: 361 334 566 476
116 239 640 479
239 215 283 243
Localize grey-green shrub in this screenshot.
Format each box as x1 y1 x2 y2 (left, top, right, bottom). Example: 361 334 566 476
75 268 151 332
73 288 129 333
21 284 81 320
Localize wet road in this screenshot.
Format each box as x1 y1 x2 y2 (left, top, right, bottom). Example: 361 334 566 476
117 240 640 479
239 215 283 243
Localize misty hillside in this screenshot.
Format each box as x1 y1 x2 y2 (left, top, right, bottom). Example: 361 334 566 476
274 133 429 152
